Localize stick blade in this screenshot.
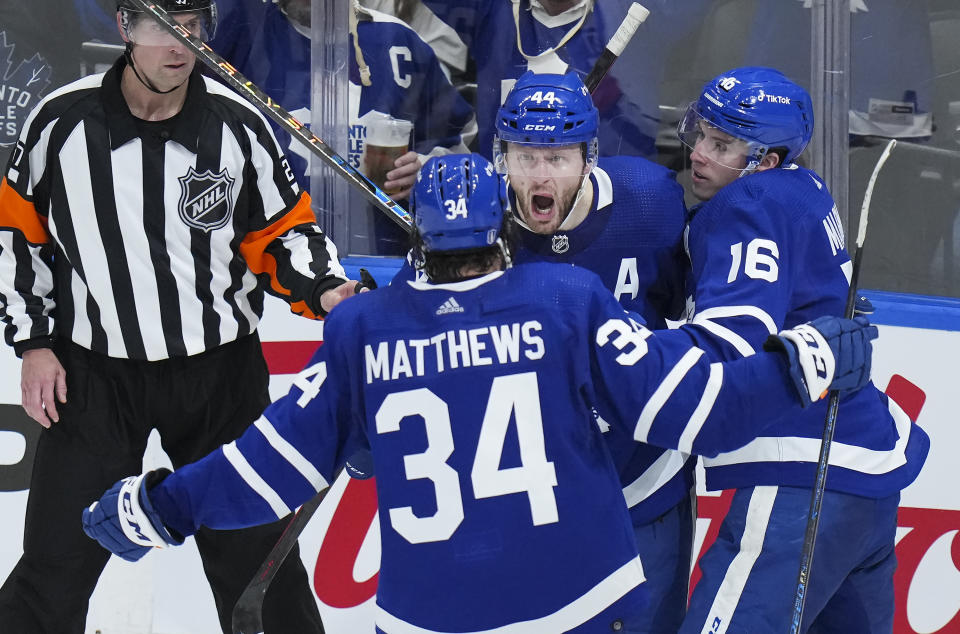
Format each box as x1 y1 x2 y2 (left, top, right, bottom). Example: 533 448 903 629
231 595 265 634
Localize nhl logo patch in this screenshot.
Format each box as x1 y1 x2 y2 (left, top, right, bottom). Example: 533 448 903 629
178 167 235 232
551 234 569 254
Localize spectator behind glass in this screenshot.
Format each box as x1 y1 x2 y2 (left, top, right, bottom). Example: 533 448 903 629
414 0 710 161
211 0 477 255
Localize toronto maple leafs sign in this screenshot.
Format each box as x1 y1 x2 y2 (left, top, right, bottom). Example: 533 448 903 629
0 32 52 152
177 166 235 232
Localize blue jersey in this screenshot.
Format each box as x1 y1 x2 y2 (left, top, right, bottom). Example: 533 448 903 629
211 0 476 187
512 156 693 523
682 165 929 496
513 157 686 327
420 0 707 160
149 263 811 633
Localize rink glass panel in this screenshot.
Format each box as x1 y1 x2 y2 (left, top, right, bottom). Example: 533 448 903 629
18 0 960 300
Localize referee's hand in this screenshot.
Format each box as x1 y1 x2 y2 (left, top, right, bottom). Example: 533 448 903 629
21 348 67 428
320 269 378 314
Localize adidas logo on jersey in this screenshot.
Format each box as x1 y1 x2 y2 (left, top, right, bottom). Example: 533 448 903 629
436 297 464 315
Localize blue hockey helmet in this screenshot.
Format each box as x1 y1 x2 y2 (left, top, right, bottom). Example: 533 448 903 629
412 153 508 252
678 66 814 169
494 71 599 172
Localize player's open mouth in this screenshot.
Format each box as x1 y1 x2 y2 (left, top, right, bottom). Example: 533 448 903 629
531 194 555 217
691 169 707 183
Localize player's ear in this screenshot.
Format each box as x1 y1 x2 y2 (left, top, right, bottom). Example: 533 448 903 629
758 151 781 171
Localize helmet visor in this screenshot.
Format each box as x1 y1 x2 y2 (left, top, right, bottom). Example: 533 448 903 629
124 9 215 46
494 141 592 179
677 103 766 170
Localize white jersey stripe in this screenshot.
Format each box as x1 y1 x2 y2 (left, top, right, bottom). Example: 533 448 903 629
62 123 126 358
634 347 703 442
209 125 243 345
374 556 645 634
622 450 690 508
222 441 291 519
699 486 777 634
704 397 912 475
254 416 328 491
68 269 92 349
112 141 167 360
678 362 724 453
163 142 205 356
690 305 779 358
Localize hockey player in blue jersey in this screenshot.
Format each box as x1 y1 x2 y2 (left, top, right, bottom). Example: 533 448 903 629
494 70 693 632
674 67 930 633
81 152 880 633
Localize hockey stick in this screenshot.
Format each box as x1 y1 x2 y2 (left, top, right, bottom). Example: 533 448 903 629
788 138 897 634
584 3 650 93
232 486 331 634
125 0 413 233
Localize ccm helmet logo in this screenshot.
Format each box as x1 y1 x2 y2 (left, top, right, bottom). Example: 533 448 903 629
523 124 555 131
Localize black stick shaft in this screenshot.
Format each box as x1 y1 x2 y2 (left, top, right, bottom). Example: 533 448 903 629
584 3 649 94
126 0 413 233
788 139 896 633
232 487 329 634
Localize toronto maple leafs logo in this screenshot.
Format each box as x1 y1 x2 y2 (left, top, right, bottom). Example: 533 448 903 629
0 32 52 150
177 167 235 232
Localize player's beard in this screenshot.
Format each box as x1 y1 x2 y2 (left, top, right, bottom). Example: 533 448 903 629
515 177 583 235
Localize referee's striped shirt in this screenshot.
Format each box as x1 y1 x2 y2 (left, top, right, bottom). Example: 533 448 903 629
0 57 347 361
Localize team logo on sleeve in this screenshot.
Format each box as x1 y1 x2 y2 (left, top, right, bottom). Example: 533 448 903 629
177 167 235 232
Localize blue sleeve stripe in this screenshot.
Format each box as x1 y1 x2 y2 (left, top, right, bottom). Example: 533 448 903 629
677 362 724 453
690 305 779 357
222 441 291 519
254 417 328 492
634 347 703 442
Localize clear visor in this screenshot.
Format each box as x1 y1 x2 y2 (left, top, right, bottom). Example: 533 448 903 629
493 140 596 179
676 103 767 170
125 11 214 46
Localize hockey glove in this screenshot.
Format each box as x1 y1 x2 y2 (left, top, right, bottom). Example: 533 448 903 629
82 469 183 562
764 315 878 407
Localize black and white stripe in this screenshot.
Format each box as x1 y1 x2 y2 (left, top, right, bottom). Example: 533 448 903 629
1 59 345 360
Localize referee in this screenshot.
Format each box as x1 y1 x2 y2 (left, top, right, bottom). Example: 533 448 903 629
0 1 358 631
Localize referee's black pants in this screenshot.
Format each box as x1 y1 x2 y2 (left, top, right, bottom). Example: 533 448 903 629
0 334 325 633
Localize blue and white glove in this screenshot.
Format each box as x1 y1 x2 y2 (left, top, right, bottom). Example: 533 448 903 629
82 469 183 562
764 315 878 407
